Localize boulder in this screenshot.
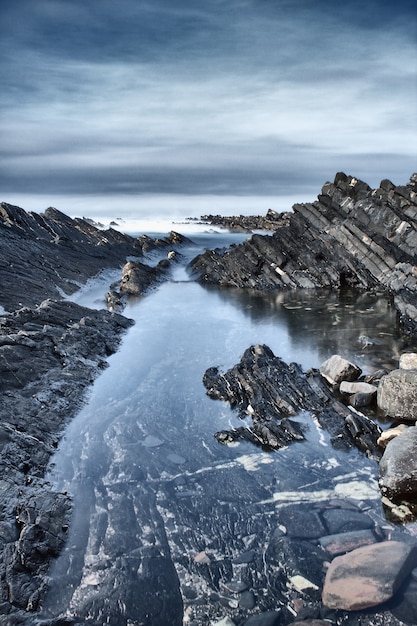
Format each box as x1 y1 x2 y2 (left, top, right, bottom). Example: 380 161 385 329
377 423 409 448
322 541 417 610
319 355 361 386
339 381 377 407
379 426 417 500
400 352 417 370
319 529 377 556
377 369 417 421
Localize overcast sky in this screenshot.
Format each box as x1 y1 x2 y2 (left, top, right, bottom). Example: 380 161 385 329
0 0 416 219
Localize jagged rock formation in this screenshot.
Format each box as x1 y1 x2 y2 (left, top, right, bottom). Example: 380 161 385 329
0 202 188 311
190 173 417 334
203 344 382 459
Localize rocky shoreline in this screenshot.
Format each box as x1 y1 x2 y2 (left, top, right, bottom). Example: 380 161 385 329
1 171 417 625
0 203 187 622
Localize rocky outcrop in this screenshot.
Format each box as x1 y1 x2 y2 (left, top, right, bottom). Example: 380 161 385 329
191 209 289 233
0 202 187 312
0 204 190 621
203 344 382 458
190 173 417 334
0 299 134 615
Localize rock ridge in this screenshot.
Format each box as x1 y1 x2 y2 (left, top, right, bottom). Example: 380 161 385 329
190 173 417 333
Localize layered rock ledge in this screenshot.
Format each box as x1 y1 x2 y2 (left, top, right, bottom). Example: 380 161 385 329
190 173 417 334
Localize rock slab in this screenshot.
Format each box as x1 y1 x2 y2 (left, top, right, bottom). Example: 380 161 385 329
377 369 417 421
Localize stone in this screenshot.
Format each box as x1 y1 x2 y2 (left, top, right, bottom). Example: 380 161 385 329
339 381 377 395
322 541 417 610
239 590 256 609
377 424 409 447
319 355 362 386
243 612 281 625
377 369 417 421
339 381 377 408
379 426 417 500
322 508 374 534
319 529 377 556
400 352 417 370
276 505 327 539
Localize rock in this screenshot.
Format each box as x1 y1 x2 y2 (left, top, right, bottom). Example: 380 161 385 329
321 507 374 534
266 536 327 595
276 505 327 539
377 424 409 447
322 540 417 610
190 173 417 334
400 353 417 370
320 355 362 386
204 345 381 457
319 529 377 556
119 260 167 296
339 380 377 396
243 612 281 625
379 426 417 500
377 369 417 421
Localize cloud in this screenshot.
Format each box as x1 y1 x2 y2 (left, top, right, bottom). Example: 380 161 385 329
0 0 416 211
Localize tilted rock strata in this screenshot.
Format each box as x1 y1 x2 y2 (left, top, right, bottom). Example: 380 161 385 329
190 173 417 333
203 344 382 458
0 202 188 311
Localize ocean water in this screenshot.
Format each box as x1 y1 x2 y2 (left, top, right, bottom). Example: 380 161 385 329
40 230 417 625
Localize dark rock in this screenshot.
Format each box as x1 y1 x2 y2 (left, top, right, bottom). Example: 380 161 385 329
266 536 328 594
321 508 374 534
204 344 382 457
276 505 327 539
190 173 417 334
119 259 167 296
319 528 377 556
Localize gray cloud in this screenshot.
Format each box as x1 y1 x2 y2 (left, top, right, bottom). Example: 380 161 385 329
0 0 416 213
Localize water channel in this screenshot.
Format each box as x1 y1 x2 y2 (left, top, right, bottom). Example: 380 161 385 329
39 231 417 625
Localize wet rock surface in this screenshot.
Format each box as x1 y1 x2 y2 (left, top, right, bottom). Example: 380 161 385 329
0 204 190 623
0 299 134 619
190 172 417 334
203 344 382 458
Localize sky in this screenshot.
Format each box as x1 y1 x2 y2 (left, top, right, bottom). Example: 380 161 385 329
0 0 416 223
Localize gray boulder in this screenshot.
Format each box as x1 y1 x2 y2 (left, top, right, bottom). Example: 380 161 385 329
319 355 362 386
379 426 417 500
377 369 417 421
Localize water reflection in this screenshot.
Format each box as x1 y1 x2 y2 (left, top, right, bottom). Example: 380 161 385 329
213 286 415 372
